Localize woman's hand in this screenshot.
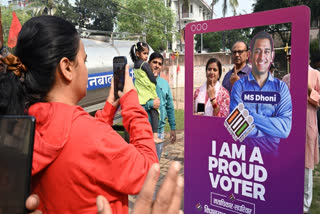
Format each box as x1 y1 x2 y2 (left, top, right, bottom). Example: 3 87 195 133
118 65 136 97
107 65 136 106
97 162 184 214
207 84 215 100
26 194 42 214
106 78 120 107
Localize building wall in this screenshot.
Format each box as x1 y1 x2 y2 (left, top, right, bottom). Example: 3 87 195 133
170 0 212 52
8 0 29 7
310 27 319 41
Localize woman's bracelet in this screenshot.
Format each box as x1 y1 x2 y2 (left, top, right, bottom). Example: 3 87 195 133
210 97 216 102
212 102 218 109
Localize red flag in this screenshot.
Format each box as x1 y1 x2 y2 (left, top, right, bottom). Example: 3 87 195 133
176 64 180 73
7 12 22 48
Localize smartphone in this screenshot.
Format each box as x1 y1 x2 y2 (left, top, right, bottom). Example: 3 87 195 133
197 103 205 113
113 56 127 99
0 115 35 214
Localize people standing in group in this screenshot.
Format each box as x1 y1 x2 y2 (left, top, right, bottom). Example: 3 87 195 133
194 57 230 117
282 50 320 213
230 31 292 153
0 15 158 214
130 42 163 143
145 52 177 160
303 62 320 214
222 41 251 94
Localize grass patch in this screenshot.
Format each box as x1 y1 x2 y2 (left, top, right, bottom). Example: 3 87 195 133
164 109 185 131
311 163 320 213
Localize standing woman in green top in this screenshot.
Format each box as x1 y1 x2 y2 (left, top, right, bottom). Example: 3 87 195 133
130 42 162 143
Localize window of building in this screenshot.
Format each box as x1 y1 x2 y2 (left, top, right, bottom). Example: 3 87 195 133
190 4 193 13
182 3 189 18
167 0 172 7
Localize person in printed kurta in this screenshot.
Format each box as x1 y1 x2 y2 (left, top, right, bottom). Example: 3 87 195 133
282 64 320 213
194 58 230 117
305 65 320 213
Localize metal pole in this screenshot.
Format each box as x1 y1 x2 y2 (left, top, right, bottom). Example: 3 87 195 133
201 33 203 53
176 55 178 108
287 56 290 74
177 0 182 52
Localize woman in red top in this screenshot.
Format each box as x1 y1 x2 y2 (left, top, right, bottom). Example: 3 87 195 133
0 16 158 213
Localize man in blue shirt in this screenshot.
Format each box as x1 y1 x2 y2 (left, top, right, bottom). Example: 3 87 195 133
145 52 176 160
222 41 251 94
230 31 292 153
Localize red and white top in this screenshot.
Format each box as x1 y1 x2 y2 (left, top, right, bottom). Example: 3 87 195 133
194 81 230 117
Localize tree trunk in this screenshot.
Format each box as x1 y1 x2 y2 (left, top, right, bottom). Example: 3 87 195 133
177 0 182 52
211 1 214 19
0 7 3 49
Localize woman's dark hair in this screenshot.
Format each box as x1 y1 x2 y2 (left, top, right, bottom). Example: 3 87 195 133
129 41 149 63
206 58 222 80
0 16 80 115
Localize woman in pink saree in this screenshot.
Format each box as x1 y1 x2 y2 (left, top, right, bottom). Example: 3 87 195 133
194 58 230 117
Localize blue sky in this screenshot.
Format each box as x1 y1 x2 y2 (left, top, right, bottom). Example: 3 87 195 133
204 0 255 18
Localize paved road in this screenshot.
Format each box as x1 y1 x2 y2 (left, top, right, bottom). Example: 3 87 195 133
129 130 185 211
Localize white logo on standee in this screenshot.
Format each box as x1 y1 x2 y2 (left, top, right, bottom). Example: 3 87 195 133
191 23 208 32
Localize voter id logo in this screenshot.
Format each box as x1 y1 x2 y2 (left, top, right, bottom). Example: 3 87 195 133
241 91 281 105
224 103 255 142
195 203 203 211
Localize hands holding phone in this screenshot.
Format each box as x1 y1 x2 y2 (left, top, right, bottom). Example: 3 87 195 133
26 162 184 214
107 64 136 107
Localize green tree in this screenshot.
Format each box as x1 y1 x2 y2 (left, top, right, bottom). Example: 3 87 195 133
195 28 249 53
210 0 239 17
176 0 189 51
253 0 320 22
195 32 222 52
75 0 118 31
221 0 239 17
116 0 174 52
310 38 319 61
253 0 320 47
54 0 78 25
27 0 58 16
210 0 239 50
1 6 31 48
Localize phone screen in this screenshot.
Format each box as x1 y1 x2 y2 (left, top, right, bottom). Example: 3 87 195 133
0 116 35 214
197 103 205 113
113 56 127 99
